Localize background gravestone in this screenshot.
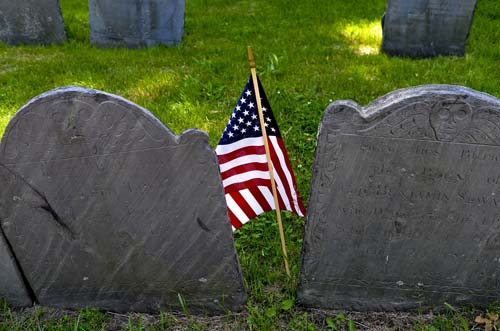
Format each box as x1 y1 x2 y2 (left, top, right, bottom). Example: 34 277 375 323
382 0 477 57
0 0 66 45
299 85 500 310
0 86 246 313
89 0 184 48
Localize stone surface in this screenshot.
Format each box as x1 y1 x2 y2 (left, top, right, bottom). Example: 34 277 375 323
0 167 33 307
299 85 500 311
382 0 477 58
89 0 184 48
0 0 66 45
0 87 246 313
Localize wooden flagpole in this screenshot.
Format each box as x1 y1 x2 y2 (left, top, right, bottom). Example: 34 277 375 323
247 46 291 277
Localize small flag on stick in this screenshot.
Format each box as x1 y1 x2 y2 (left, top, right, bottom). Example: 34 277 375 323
215 59 306 231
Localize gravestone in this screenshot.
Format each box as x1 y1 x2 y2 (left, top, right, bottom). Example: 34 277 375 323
0 0 66 45
89 0 184 48
299 85 500 310
0 87 246 313
382 0 477 57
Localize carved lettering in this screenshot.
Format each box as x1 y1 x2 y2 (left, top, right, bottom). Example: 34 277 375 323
458 192 498 206
460 149 500 162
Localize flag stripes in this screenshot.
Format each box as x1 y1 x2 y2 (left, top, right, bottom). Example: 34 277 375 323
218 136 305 229
269 136 303 215
220 162 269 181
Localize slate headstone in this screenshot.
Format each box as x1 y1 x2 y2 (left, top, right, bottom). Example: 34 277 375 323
382 0 477 57
0 0 66 45
0 87 246 313
89 0 184 48
299 85 500 310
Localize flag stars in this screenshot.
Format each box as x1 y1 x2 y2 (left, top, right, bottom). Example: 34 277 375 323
218 80 281 144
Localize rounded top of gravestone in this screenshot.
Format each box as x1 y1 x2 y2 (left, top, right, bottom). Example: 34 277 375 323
0 86 208 163
328 85 500 119
323 84 500 144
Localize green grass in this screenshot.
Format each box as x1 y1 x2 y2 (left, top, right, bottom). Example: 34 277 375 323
1 0 500 330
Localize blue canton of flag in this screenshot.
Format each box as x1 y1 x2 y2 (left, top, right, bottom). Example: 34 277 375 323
218 78 280 144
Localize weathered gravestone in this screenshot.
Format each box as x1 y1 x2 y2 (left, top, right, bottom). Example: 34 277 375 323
89 0 184 48
0 87 246 313
0 0 66 45
299 85 500 310
382 0 477 57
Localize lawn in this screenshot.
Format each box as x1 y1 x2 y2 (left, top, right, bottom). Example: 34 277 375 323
1 0 500 329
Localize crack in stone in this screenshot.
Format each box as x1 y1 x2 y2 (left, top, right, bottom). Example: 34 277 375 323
0 162 76 240
196 217 210 232
0 162 77 306
0 222 38 305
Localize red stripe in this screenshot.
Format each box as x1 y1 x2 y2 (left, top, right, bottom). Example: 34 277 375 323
223 178 270 194
276 188 287 211
227 208 243 229
276 139 306 215
268 137 294 211
271 138 306 215
217 145 266 164
229 191 257 221
220 162 269 180
249 186 273 212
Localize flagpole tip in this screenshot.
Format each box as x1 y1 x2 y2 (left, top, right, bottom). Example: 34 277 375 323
247 46 256 69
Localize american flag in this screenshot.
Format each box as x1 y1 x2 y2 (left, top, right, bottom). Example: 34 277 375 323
216 75 306 230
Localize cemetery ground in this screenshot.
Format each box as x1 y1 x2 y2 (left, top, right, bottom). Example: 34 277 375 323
1 0 500 330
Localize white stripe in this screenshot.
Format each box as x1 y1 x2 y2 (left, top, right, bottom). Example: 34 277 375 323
225 193 249 224
240 189 264 216
218 154 267 172
216 137 265 155
269 136 302 214
222 170 270 187
259 186 275 209
270 166 293 211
